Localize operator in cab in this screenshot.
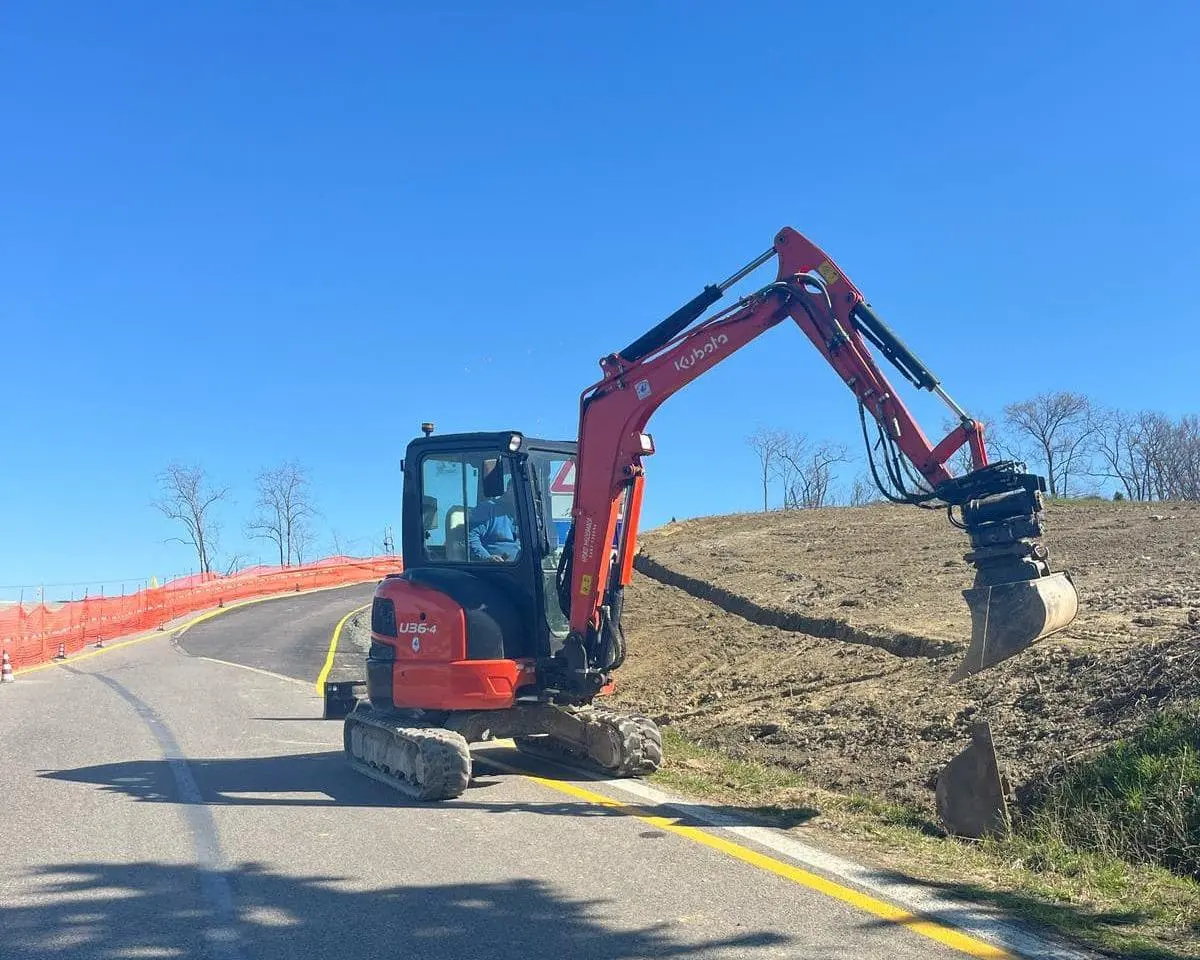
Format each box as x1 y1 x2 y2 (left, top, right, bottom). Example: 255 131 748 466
468 459 521 562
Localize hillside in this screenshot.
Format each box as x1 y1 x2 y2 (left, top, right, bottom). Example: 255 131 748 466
613 500 1200 813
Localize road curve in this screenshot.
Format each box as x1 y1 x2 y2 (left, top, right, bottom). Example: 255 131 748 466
176 581 377 684
1 588 999 960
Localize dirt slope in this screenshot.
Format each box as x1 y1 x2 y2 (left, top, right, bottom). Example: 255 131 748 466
612 500 1200 813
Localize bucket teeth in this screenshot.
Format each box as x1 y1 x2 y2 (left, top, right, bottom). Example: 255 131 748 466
952 571 1078 682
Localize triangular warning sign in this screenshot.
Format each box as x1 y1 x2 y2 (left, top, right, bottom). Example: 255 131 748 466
550 460 576 494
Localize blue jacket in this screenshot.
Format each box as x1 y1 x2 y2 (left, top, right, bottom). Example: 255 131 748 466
468 499 520 560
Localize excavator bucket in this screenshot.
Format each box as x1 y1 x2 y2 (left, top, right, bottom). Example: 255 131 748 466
936 722 1009 838
951 571 1078 683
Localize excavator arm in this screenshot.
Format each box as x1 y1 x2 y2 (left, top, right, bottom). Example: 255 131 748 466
553 227 1077 697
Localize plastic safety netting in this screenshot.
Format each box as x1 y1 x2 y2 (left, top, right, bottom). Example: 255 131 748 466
0 556 402 669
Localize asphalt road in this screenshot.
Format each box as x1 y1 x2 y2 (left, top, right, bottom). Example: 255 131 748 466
176 582 378 683
0 586 1008 960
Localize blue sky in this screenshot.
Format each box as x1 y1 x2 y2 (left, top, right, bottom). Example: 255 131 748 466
2 2 1197 593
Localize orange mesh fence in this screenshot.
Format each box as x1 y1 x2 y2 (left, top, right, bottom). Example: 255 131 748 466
0 555 402 670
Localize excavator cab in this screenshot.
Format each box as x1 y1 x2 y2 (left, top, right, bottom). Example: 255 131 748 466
390 429 578 682
322 427 588 725
332 427 661 800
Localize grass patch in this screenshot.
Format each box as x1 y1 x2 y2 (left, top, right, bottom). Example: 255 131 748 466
1026 707 1200 880
650 728 1200 960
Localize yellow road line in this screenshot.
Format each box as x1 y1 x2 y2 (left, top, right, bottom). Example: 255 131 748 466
478 754 1013 959
12 581 379 678
315 602 370 694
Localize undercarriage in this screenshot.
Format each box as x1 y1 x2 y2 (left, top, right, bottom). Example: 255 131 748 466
340 699 663 801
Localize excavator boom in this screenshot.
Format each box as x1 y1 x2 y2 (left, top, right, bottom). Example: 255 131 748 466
556 227 1078 693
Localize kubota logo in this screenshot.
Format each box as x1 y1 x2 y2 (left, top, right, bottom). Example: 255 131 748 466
674 333 729 372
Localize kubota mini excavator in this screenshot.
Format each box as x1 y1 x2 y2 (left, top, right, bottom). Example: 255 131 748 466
326 227 1079 801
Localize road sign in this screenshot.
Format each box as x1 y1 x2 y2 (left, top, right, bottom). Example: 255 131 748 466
550 460 575 494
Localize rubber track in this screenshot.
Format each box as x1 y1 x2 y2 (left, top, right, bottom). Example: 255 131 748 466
515 705 663 777
344 708 471 801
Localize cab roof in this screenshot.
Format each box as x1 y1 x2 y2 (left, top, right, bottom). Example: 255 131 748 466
404 431 577 457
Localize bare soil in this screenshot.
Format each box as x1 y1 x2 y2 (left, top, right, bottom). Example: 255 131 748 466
612 500 1200 814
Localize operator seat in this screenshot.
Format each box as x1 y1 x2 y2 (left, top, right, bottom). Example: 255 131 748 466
445 506 467 561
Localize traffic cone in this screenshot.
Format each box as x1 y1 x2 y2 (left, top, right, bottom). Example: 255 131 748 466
1 651 14 683
55 642 67 660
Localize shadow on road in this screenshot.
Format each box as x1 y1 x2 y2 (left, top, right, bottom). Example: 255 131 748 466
39 748 817 827
39 755 1185 956
1 860 792 960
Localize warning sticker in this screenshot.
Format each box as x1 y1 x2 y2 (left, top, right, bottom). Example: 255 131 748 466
817 260 841 286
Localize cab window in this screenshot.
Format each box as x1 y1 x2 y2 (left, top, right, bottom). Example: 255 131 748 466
420 454 521 564
529 451 575 637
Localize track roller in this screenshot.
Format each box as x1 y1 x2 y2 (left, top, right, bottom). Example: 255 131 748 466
343 704 471 801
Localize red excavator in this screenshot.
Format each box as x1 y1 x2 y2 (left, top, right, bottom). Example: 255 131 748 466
326 227 1079 801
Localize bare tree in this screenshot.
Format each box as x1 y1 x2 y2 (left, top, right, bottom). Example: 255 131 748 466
1081 408 1200 502
1091 407 1135 499
1143 413 1180 500
247 475 286 566
247 461 317 566
291 521 317 566
777 434 847 508
1091 408 1162 500
1003 391 1096 497
153 462 229 575
1159 414 1200 500
847 471 880 507
330 530 374 556
329 529 347 556
746 428 790 511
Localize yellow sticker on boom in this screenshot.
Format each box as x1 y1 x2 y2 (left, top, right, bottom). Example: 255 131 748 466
579 574 593 596
817 260 841 285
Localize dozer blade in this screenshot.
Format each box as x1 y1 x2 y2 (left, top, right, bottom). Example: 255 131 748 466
323 680 365 720
952 571 1078 683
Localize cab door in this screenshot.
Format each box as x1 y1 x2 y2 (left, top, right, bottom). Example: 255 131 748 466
523 448 577 657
